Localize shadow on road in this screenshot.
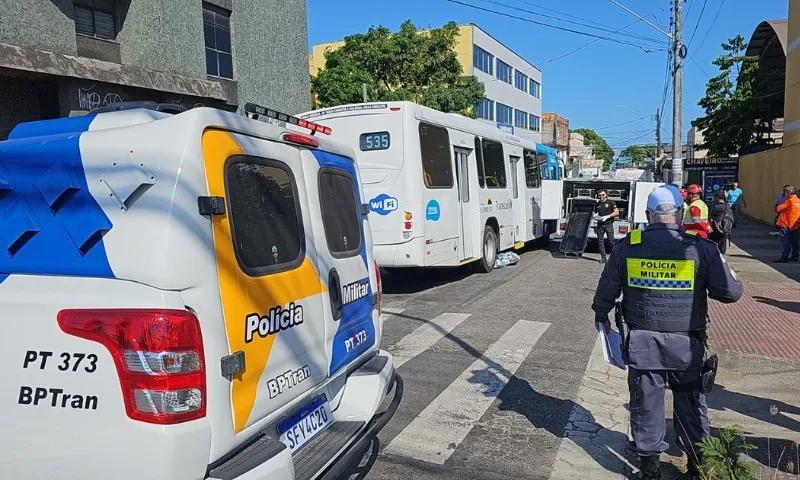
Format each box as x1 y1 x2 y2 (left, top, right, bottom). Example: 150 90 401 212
380 267 473 295
726 216 800 283
753 295 800 314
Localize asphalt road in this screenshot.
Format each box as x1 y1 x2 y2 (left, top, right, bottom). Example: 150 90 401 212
339 242 610 480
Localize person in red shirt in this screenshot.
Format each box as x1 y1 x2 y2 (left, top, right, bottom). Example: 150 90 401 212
681 184 712 239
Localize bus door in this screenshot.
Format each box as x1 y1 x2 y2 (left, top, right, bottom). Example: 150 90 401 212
509 155 526 246
453 146 476 260
523 149 543 239
419 122 459 266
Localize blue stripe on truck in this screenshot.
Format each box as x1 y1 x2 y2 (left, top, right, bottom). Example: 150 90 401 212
0 116 115 279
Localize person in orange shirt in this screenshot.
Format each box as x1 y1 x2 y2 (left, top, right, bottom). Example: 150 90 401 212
681 184 712 239
775 185 800 263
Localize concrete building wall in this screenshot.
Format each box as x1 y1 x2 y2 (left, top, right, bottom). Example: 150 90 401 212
118 0 206 78
0 0 78 54
234 0 310 115
471 25 542 142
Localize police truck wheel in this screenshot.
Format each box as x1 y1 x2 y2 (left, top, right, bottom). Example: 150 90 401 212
475 226 497 273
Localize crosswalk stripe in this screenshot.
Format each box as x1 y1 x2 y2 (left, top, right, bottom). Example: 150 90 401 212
382 307 406 316
385 319 550 465
389 313 471 369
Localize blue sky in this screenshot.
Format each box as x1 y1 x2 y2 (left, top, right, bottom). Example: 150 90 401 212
307 0 788 151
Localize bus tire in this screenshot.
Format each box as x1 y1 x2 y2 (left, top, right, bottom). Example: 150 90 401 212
474 225 498 273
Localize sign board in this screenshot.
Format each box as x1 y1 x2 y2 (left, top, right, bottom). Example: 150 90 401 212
613 168 647 180
616 156 633 165
683 157 739 204
496 122 515 135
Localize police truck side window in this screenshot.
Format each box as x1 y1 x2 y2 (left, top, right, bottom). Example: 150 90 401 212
419 123 454 188
523 149 540 188
481 139 507 188
226 158 304 275
319 169 362 257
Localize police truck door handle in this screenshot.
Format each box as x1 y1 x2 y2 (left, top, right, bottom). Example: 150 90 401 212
328 268 343 321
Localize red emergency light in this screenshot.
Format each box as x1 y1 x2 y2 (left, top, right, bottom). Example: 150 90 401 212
244 103 332 135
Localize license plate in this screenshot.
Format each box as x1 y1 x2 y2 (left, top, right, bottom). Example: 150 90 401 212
277 396 333 455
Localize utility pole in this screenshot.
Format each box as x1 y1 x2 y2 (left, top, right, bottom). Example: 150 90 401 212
655 108 662 164
671 0 683 186
362 83 368 103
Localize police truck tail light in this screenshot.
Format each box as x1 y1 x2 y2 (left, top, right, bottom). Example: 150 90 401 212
619 225 629 234
57 309 206 425
560 222 568 231
374 260 383 317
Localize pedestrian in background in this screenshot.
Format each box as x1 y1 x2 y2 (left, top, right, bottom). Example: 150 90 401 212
594 189 619 264
709 191 734 254
592 185 743 479
775 185 800 263
682 184 712 238
724 182 745 228
774 184 791 233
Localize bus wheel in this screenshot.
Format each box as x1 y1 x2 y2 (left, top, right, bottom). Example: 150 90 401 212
474 225 497 273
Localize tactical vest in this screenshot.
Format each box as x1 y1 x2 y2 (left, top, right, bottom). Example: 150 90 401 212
623 228 708 333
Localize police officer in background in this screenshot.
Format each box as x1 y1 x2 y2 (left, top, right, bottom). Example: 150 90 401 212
595 189 619 264
591 185 743 479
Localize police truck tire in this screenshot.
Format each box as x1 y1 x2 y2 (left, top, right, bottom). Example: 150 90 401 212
475 226 497 273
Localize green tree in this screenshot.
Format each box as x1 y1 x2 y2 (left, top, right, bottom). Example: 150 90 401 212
312 20 485 116
693 35 773 157
620 145 650 164
571 128 614 165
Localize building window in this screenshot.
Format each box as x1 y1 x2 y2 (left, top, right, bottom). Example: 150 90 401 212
529 79 541 98
515 109 528 129
473 46 494 75
496 103 512 125
476 98 494 120
529 114 541 132
73 0 116 39
514 70 528 92
204 3 233 79
496 60 512 84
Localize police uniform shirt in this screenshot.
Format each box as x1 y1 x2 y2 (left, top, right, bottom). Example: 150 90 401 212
596 199 617 225
591 224 743 371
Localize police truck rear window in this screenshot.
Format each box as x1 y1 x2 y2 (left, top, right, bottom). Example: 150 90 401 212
226 158 304 274
319 170 362 257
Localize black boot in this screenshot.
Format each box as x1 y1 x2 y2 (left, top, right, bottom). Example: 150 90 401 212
639 455 661 479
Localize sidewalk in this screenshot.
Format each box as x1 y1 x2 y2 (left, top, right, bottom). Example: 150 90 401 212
549 216 800 479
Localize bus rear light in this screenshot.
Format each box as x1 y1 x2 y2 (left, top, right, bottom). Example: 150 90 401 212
404 212 413 221
57 309 206 425
404 222 413 230
560 222 568 231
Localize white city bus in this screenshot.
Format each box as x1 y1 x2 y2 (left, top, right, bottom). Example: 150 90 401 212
296 102 562 272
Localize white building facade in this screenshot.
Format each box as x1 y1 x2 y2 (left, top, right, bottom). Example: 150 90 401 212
466 24 543 143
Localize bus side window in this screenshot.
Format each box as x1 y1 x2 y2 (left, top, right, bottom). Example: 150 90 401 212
474 136 485 188
481 139 506 189
419 122 454 189
523 149 540 188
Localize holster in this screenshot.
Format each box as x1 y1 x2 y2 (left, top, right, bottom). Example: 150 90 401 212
614 302 630 364
701 353 719 394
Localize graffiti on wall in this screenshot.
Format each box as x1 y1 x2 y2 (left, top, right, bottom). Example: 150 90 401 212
78 85 123 110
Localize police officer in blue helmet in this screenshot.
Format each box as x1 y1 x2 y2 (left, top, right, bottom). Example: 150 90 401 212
591 185 743 479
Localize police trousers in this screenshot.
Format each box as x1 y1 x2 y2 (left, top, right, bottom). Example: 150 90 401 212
628 368 709 456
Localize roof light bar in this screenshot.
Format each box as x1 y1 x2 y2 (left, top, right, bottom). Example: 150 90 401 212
244 102 332 135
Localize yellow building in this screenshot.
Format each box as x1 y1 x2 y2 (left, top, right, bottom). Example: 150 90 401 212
309 23 545 141
739 4 800 223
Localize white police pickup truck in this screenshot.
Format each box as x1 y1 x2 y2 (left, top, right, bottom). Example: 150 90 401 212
0 102 402 479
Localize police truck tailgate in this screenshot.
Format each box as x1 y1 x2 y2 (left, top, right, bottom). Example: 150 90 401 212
0 275 212 480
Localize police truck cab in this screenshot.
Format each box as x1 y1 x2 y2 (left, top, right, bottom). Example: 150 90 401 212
0 102 402 480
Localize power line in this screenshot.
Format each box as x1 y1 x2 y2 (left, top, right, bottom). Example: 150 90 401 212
472 0 666 45
538 19 642 65
594 118 654 131
694 0 726 53
445 0 667 52
686 0 709 47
